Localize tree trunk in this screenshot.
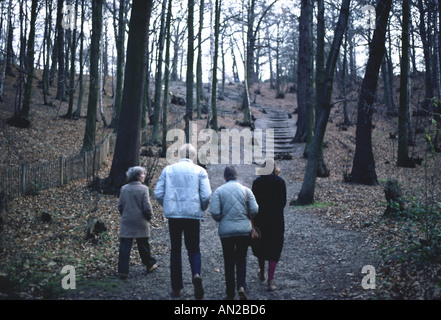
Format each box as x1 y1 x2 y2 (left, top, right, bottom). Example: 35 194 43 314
293 0 312 143
104 0 153 194
161 0 173 158
185 0 195 142
210 0 221 131
382 54 395 116
247 0 257 86
56 0 66 101
81 0 103 153
342 29 351 125
5 0 14 77
312 0 329 177
42 0 53 106
171 25 180 82
293 0 351 205
0 0 13 99
397 0 411 167
152 0 168 145
110 0 126 131
74 0 85 119
417 0 434 113
350 0 392 185
196 0 205 120
65 0 79 119
98 28 108 127
17 0 38 125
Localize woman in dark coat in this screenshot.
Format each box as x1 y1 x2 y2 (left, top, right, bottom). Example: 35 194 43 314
251 159 286 291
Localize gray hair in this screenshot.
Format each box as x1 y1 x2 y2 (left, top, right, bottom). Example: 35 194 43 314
179 143 197 160
126 166 146 182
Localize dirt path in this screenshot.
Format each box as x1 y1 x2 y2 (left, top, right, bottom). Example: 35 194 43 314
65 106 380 301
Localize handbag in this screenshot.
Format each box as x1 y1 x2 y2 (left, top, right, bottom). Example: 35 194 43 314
244 187 261 245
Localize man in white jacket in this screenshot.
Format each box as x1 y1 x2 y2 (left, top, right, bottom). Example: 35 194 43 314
154 144 212 299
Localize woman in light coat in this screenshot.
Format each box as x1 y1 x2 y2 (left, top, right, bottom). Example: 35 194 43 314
118 166 157 279
210 166 259 300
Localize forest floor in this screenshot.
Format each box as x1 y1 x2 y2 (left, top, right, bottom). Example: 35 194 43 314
0 71 441 302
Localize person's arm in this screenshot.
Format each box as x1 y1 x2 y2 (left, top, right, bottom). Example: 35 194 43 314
209 190 221 222
154 169 166 206
247 188 259 218
199 169 212 211
118 188 125 215
281 179 287 209
142 188 153 221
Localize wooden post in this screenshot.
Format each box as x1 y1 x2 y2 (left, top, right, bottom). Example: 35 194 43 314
84 151 88 179
59 156 64 186
20 163 26 195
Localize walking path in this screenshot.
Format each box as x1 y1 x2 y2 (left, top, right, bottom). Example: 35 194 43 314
66 104 380 301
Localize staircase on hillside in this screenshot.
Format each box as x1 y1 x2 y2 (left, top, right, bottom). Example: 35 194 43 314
254 107 300 159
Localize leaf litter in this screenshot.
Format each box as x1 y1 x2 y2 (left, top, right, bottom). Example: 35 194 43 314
0 77 440 299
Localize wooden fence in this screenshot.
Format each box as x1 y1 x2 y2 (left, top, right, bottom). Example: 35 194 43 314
0 132 118 199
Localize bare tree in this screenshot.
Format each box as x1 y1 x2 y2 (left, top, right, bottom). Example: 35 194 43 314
185 0 195 141
397 0 411 167
104 0 154 194
55 0 66 101
81 0 103 153
293 0 351 205
293 0 312 143
350 0 393 185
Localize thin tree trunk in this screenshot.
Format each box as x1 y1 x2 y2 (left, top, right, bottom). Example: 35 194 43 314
65 0 79 119
196 0 205 120
5 0 14 77
42 0 53 106
73 0 85 118
350 0 392 185
397 0 411 167
56 0 66 101
16 0 38 126
293 0 351 205
417 0 434 112
152 0 168 144
81 0 103 153
185 0 195 142
0 0 12 99
110 0 126 131
99 27 108 127
161 0 173 158
210 0 221 131
74 0 85 119
293 0 312 143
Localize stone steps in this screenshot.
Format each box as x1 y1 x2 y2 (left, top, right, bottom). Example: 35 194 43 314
254 107 298 158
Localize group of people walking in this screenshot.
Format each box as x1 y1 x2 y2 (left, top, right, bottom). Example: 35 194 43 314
116 143 287 300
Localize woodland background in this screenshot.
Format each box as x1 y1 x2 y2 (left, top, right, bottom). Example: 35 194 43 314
0 0 440 300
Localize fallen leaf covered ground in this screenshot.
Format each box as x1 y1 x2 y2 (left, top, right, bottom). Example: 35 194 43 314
0 72 440 299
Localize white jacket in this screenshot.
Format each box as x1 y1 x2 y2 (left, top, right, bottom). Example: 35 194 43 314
154 159 212 220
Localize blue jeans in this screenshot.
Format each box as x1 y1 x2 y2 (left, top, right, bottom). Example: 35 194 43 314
118 237 157 274
221 236 249 298
168 218 201 291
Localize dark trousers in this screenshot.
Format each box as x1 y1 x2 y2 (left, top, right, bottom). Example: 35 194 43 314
168 218 201 291
220 236 249 298
118 237 157 274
